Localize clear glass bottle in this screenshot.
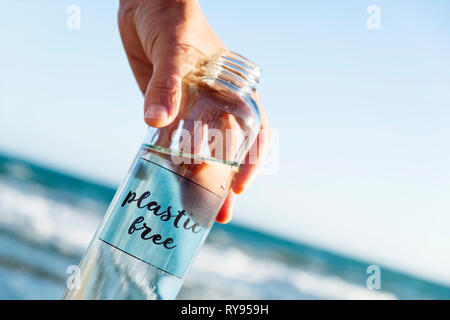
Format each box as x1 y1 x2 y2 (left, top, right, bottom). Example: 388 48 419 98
63 50 261 300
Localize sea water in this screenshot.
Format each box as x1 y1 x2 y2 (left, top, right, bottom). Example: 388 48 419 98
63 145 233 299
1 152 450 300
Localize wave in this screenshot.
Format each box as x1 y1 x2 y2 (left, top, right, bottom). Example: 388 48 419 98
182 244 395 300
0 154 447 299
0 179 395 299
0 179 100 255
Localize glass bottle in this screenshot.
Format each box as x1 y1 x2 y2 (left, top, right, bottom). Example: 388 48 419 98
63 50 262 300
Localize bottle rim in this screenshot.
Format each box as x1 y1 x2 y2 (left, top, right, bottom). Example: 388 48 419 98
203 49 261 96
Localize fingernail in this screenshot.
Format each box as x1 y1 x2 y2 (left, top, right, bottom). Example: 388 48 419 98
145 105 168 121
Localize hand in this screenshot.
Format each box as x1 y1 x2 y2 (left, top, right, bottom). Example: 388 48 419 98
118 0 270 223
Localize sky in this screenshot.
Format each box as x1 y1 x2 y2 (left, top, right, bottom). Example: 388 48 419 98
1 1 450 285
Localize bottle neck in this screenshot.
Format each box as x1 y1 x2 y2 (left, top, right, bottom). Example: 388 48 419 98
203 50 261 96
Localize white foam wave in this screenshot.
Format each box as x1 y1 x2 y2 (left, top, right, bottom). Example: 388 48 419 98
0 181 100 254
188 246 397 300
0 180 396 299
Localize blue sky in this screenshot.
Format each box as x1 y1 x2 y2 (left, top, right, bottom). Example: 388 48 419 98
1 1 450 285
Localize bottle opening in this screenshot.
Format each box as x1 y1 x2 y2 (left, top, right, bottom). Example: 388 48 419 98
204 49 261 96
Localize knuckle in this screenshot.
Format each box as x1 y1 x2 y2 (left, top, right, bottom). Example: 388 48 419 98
118 0 137 25
151 73 181 92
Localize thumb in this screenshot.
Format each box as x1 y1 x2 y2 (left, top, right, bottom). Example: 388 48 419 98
144 54 185 128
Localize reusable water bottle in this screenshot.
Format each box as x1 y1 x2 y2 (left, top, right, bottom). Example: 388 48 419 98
63 50 262 300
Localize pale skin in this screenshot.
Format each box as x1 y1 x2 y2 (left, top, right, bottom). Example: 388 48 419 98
119 0 270 223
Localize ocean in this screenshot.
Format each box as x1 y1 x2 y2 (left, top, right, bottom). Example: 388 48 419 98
0 152 449 300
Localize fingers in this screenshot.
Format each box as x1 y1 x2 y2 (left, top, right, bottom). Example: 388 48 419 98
118 2 154 95
232 99 271 195
215 191 236 224
142 43 205 128
130 0 198 128
143 51 185 127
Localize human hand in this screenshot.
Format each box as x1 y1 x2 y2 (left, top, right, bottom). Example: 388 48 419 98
119 0 270 223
